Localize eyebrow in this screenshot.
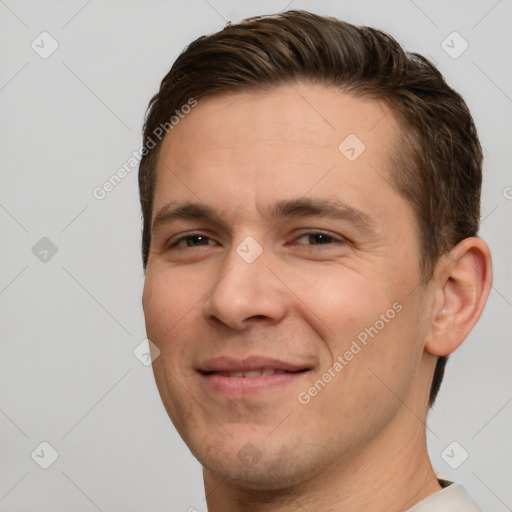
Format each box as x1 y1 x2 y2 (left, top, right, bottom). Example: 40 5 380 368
151 198 377 235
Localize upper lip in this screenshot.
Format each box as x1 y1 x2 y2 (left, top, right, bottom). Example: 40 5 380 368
198 356 311 373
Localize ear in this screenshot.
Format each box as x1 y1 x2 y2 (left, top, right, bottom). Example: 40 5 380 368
425 237 492 357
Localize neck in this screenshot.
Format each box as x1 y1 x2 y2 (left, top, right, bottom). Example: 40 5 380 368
203 408 442 512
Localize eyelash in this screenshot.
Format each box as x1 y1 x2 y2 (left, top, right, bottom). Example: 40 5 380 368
167 230 346 249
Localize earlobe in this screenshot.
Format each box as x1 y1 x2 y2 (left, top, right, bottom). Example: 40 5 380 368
425 237 492 357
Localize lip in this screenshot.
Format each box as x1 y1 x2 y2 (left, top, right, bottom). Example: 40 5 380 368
199 355 310 373
198 355 312 398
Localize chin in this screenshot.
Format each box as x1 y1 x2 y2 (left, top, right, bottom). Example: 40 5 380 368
205 459 312 491
195 436 324 491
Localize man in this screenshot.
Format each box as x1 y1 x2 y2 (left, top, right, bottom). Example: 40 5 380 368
138 10 492 511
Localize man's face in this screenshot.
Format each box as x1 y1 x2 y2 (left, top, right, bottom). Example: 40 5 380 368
142 84 434 488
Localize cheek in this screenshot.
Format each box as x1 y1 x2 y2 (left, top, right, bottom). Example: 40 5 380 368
290 263 396 348
318 269 422 377
143 270 206 426
290 264 422 405
142 268 202 349
142 276 193 378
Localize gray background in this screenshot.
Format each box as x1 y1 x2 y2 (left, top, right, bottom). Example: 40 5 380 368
1 0 511 511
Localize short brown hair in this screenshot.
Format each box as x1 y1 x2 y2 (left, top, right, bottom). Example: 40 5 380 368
138 10 483 407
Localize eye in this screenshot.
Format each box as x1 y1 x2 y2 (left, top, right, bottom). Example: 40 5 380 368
294 231 345 246
165 230 345 251
168 233 216 248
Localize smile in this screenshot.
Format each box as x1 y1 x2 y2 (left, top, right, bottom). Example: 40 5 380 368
211 368 297 378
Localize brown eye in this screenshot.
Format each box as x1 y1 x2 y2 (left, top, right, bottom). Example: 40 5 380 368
307 233 333 244
294 231 345 246
168 234 216 249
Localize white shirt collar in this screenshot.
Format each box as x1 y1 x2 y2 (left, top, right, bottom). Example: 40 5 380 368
406 481 482 511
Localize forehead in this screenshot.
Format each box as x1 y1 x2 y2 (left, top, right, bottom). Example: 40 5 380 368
153 83 405 224
160 83 396 157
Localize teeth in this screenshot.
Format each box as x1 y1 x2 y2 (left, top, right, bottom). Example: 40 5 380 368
224 368 280 378
211 368 301 378
242 370 261 377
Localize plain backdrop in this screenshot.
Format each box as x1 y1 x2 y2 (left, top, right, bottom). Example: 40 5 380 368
1 1 511 511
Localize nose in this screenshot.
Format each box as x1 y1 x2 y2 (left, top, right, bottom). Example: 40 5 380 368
202 243 288 331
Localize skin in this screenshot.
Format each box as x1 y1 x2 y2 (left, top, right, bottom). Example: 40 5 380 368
142 83 492 511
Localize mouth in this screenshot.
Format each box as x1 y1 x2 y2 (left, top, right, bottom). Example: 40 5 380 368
197 356 312 397
202 368 307 378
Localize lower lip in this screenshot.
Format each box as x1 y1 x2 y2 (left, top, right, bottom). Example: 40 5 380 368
199 372 307 398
